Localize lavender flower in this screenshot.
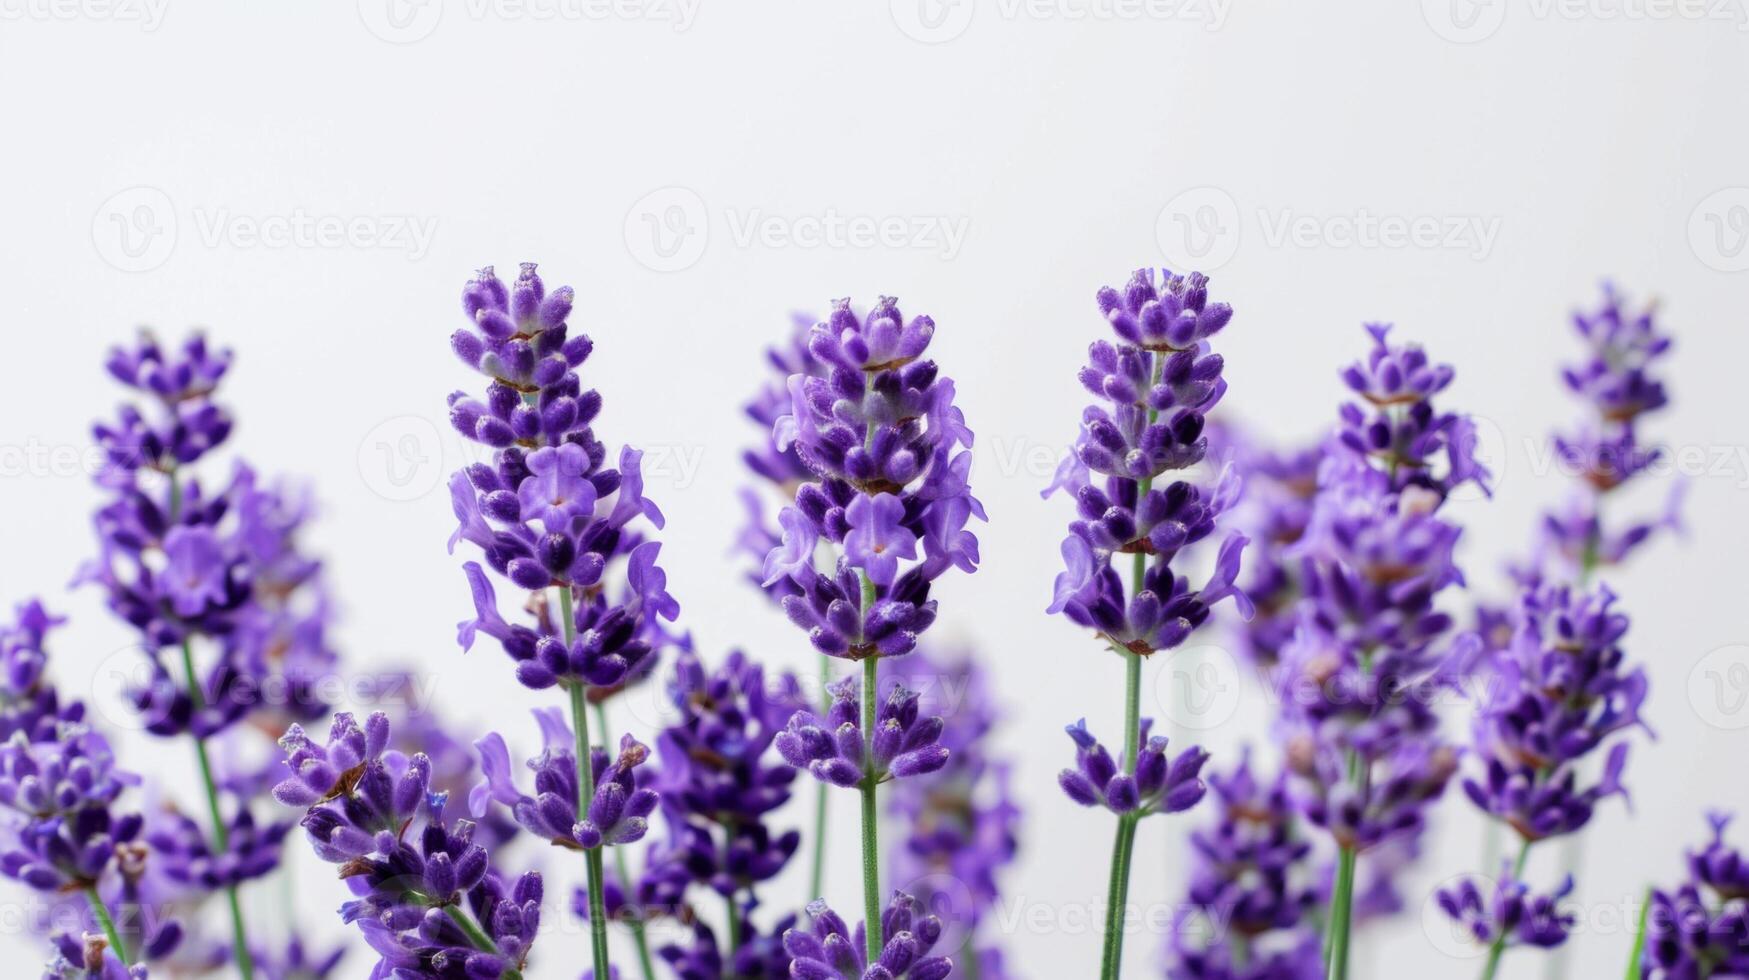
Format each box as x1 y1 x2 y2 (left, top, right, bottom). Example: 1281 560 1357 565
776 678 948 788
1464 585 1646 841
1045 269 1243 976
783 893 952 980
1642 814 1749 977
469 719 658 851
275 712 540 979
1436 870 1575 951
761 297 983 660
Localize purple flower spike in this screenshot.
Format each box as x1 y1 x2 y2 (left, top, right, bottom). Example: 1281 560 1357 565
761 297 983 659
1058 719 1207 817
1643 814 1749 977
783 892 952 980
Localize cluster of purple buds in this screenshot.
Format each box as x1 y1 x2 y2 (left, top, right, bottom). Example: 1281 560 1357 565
1435 870 1575 952
1464 585 1646 842
84 335 338 730
0 602 84 743
761 296 984 661
777 678 948 788
1165 748 1321 980
1334 325 1489 498
274 712 540 979
43 932 151 980
1046 269 1251 657
469 716 657 851
783 892 951 980
447 264 679 694
1219 433 1322 670
1527 283 1680 582
1058 718 1208 817
1641 814 1749 976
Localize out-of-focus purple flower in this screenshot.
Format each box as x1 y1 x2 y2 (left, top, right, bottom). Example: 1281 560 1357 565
1436 870 1575 951
782 893 951 980
1057 718 1208 816
0 602 85 744
1643 814 1749 977
1462 584 1646 842
776 678 948 788
42 932 152 980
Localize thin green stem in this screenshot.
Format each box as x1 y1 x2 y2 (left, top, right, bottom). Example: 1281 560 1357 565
1100 813 1139 978
561 588 613 980
1624 887 1650 979
594 702 656 980
1324 844 1357 980
1480 841 1535 980
85 886 130 965
179 639 254 980
860 650 883 966
726 888 744 956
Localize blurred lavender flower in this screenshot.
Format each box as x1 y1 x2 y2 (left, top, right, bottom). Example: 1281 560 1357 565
1642 814 1749 977
1436 870 1575 952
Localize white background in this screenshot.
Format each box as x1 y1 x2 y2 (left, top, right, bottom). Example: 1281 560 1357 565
2 1 1747 977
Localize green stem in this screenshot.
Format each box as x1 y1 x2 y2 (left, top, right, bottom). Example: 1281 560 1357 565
84 886 130 965
560 588 613 980
860 651 883 966
442 905 526 980
726 887 743 956
1480 841 1535 980
1624 887 1650 979
1324 844 1357 980
179 639 254 980
1100 813 1139 978
594 702 656 980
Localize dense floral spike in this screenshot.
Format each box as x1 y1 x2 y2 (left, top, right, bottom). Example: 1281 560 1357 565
1272 325 1485 978
1463 585 1646 842
1164 750 1318 979
448 264 679 691
1045 269 1242 977
275 712 541 978
761 297 984 660
445 263 675 977
782 893 951 980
